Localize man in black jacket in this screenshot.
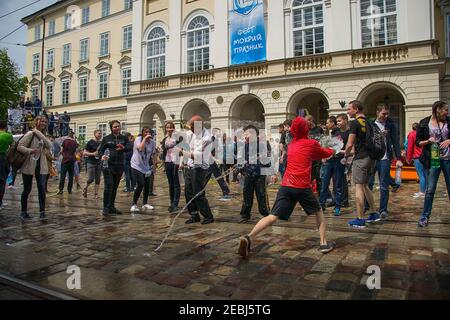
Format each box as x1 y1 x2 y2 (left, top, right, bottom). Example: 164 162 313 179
367 104 403 220
98 120 132 215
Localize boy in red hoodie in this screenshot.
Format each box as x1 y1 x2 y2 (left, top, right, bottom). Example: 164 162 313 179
238 117 336 259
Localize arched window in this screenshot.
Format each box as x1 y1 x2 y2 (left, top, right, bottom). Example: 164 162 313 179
361 0 397 48
147 27 166 79
292 0 324 57
187 16 210 72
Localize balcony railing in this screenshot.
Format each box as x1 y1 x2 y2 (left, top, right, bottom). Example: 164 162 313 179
285 54 332 73
228 63 268 80
140 78 169 93
352 45 409 65
180 70 215 86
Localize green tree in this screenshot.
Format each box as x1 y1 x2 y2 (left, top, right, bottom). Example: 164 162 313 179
0 49 28 119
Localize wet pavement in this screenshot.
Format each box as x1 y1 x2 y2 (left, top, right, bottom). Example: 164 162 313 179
1 169 450 300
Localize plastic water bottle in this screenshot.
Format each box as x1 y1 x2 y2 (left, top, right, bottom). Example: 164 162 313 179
103 149 110 169
178 168 185 186
431 143 440 169
395 165 402 185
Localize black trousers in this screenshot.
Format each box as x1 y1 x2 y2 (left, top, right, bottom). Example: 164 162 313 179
184 167 213 219
59 160 74 192
21 160 46 213
209 162 230 195
240 175 270 218
103 166 123 211
221 164 232 183
165 162 180 207
132 168 150 205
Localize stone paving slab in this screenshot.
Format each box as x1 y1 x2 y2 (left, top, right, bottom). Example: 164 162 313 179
0 171 450 299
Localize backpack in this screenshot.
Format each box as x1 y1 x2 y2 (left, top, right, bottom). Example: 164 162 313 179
357 117 386 160
7 133 35 171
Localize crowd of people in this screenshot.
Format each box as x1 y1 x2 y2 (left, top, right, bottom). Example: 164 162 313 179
0 99 449 258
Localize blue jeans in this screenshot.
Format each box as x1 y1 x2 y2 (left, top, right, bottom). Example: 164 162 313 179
413 159 427 193
368 159 391 214
124 161 135 191
319 159 345 209
421 159 450 220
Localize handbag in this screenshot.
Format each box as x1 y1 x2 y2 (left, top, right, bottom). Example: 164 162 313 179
7 132 35 171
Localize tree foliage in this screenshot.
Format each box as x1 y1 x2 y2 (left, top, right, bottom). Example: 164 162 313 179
0 49 28 119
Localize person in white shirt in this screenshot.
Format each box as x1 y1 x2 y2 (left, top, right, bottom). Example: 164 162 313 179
183 115 214 225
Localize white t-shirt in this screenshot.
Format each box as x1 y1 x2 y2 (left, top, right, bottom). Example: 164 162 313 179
375 120 388 161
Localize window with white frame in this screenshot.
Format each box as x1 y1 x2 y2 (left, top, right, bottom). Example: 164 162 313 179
292 0 324 57
187 16 210 73
61 79 70 104
46 49 54 70
32 53 40 74
98 72 108 99
122 25 132 50
48 20 55 36
77 125 87 141
82 7 90 25
34 25 41 41
79 75 88 102
62 43 71 65
46 82 54 107
124 0 133 10
64 13 72 30
147 27 166 79
98 123 108 138
31 85 39 101
121 68 131 96
80 38 89 61
102 0 110 17
99 32 109 56
361 0 397 48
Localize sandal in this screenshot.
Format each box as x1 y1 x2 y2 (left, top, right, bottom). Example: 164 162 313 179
238 235 251 259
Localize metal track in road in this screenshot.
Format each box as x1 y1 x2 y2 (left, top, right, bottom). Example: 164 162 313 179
0 273 79 300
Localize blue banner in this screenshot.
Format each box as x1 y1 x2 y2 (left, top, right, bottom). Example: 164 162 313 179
230 0 266 65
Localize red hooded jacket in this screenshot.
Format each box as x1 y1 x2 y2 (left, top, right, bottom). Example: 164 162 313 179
282 117 334 189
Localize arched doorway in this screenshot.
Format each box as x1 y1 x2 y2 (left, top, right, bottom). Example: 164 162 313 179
230 95 265 130
358 82 406 141
181 99 211 129
140 104 166 141
287 89 329 125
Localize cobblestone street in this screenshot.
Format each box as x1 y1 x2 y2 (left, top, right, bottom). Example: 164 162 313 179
1 170 450 300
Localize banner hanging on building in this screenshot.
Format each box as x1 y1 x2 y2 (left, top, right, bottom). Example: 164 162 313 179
230 0 266 65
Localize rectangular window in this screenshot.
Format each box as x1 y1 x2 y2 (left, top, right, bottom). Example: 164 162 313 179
98 123 108 138
122 25 132 50
82 7 90 25
46 82 54 107
64 13 72 30
98 72 108 99
77 125 87 141
34 25 41 41
124 0 133 10
102 0 110 17
79 76 88 102
99 32 109 56
32 53 40 74
46 49 54 70
62 44 71 66
62 79 70 104
31 86 39 101
48 20 55 36
360 0 397 48
121 68 131 96
80 38 89 61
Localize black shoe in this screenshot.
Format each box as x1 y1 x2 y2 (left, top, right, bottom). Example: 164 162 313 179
201 217 214 225
39 212 47 221
149 193 157 197
68 190 72 194
168 205 177 213
185 216 201 224
57 190 63 195
391 185 400 193
102 208 110 216
20 212 32 221
110 208 122 215
239 216 251 223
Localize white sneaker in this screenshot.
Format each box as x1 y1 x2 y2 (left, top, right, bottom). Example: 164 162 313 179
413 192 425 199
130 205 140 213
142 204 154 211
7 185 17 190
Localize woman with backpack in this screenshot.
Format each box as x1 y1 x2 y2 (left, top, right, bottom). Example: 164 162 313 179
416 101 450 227
17 115 52 221
161 122 181 213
